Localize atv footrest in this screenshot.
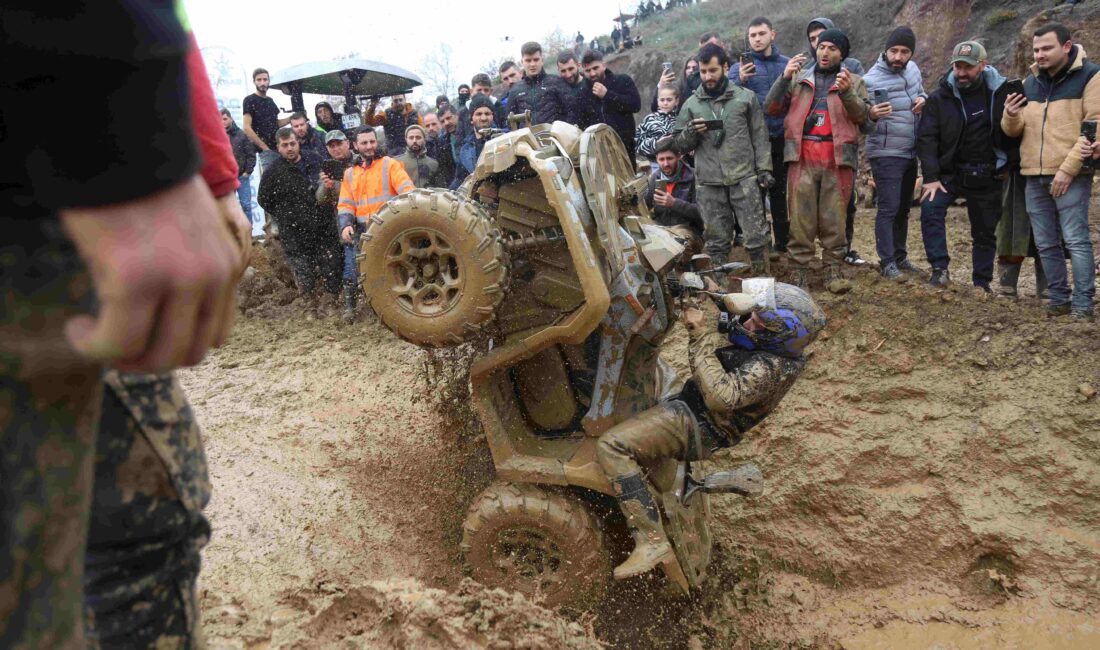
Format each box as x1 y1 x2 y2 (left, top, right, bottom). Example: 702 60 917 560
683 463 763 502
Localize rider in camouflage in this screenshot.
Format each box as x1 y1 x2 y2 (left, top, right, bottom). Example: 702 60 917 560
597 281 825 579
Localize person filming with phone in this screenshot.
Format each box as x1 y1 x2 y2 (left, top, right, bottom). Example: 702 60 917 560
1002 22 1099 322
675 43 773 276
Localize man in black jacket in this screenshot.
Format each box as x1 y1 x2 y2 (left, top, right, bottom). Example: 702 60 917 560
916 41 1009 290
579 49 642 153
506 41 578 125
223 108 257 227
258 128 343 307
645 136 704 252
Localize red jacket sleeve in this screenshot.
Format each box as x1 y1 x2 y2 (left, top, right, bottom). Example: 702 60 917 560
186 34 240 197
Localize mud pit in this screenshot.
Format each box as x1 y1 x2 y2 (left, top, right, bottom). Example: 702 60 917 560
183 201 1100 648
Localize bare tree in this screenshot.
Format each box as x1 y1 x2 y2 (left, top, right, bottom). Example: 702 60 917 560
420 43 457 99
543 28 574 59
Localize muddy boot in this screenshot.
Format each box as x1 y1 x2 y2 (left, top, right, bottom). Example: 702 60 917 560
612 474 675 580
998 262 1021 299
747 246 769 277
790 267 810 289
824 264 852 294
342 282 359 324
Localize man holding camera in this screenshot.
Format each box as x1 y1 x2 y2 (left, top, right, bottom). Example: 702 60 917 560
1003 23 1099 321
916 41 1010 292
676 43 773 275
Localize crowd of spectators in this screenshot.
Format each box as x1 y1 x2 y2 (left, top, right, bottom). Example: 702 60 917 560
236 17 1096 325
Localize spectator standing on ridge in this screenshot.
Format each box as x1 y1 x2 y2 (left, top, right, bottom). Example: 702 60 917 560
734 16 792 259
506 42 578 125
645 135 705 254
223 108 256 227
1003 22 1098 321
765 28 870 293
578 49 642 152
636 85 680 169
917 41 1009 292
863 26 927 281
243 67 290 170
612 25 622 51
396 124 443 187
291 112 327 163
676 43 773 275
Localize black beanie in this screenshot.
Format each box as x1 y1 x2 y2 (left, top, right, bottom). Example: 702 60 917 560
468 93 495 115
816 28 850 60
885 26 916 52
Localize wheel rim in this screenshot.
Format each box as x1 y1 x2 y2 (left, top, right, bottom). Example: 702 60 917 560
385 228 462 316
489 526 567 593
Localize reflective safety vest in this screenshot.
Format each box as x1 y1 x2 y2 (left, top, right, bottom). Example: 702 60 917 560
336 156 414 228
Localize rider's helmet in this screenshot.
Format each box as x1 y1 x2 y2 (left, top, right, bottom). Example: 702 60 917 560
726 280 826 358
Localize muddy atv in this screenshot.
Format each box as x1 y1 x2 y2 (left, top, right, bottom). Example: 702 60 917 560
358 121 760 609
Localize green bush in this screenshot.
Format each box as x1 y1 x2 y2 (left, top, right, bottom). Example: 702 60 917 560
987 10 1019 28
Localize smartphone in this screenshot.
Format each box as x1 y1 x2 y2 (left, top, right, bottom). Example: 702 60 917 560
740 52 753 66
662 61 673 73
873 88 890 105
703 119 724 130
1082 120 1097 142
1004 79 1026 103
322 158 350 179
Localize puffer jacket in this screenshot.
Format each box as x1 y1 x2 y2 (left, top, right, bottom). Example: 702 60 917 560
918 65 1009 184
675 80 771 185
1001 44 1100 177
226 123 256 175
635 110 678 158
862 54 927 159
764 67 870 168
505 70 578 125
732 44 790 138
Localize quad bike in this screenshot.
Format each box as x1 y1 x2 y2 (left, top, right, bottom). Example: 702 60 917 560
357 120 762 609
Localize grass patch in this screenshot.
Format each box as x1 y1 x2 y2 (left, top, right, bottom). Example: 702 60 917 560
987 9 1019 28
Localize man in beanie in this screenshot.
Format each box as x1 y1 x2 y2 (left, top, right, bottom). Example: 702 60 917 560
765 27 870 292
645 135 704 255
863 26 928 281
917 40 1009 291
396 124 443 187
456 93 499 185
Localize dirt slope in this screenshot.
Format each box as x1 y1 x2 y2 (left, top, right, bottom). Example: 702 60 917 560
185 199 1099 648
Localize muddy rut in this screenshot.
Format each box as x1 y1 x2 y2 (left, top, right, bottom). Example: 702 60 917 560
183 202 1100 648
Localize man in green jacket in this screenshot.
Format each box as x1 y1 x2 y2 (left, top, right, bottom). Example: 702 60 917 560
676 43 774 275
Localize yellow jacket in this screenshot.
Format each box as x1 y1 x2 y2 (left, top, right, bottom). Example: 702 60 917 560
336 156 414 229
1002 45 1100 177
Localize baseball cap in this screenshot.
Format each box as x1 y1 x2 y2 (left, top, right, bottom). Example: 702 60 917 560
950 41 987 66
324 130 348 143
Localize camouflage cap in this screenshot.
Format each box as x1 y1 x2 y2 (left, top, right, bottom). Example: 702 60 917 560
950 41 987 66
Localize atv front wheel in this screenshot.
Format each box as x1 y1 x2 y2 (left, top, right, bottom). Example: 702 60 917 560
358 189 507 347
461 482 611 609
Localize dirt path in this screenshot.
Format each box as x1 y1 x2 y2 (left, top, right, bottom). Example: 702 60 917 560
184 203 1100 648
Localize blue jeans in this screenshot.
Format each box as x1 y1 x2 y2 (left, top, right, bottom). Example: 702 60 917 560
920 179 1002 285
342 227 363 284
235 174 253 223
1025 175 1095 313
870 157 917 266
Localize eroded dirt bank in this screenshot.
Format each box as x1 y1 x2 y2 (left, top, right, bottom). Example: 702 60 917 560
183 202 1099 648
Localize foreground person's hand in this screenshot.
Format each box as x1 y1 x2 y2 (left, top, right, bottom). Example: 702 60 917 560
217 192 253 271
60 175 239 372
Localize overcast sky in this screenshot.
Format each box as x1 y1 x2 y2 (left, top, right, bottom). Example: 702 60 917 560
186 0 634 105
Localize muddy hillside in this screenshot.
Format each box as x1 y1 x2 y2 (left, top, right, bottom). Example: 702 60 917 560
183 194 1100 648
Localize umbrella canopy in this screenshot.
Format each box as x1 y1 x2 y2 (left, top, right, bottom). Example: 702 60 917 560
270 59 423 97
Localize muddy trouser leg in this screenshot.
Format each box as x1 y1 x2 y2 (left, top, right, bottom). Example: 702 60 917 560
698 184 736 266
820 161 854 266
284 247 319 294
85 372 210 648
319 240 344 295
596 402 702 482
1 218 103 648
730 176 770 270
768 137 790 251
786 162 822 269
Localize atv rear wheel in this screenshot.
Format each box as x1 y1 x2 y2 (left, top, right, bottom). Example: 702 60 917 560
358 189 507 347
461 482 611 609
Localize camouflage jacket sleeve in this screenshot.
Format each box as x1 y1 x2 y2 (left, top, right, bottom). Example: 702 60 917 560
688 328 786 415
674 99 702 152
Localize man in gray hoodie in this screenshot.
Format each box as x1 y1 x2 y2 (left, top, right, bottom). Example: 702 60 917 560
863 26 928 280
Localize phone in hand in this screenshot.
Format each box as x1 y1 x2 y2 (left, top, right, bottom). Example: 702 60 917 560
662 61 673 73
1004 79 1027 104
322 158 350 180
1082 120 1097 142
702 119 724 130
740 52 753 66
872 88 890 105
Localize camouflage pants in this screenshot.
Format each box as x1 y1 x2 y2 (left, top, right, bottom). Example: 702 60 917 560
596 401 710 481
1 218 209 648
697 179 769 265
787 158 853 269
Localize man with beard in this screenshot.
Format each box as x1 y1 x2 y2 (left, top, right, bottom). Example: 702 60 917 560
557 50 589 107
578 49 642 152
734 16 793 258
458 95 499 180
366 94 422 156
315 101 344 133
437 106 461 189
222 108 256 226
290 112 327 163
918 41 1010 292
676 43 772 275
863 26 927 281
765 28 870 293
243 68 291 170
645 135 704 254
396 124 443 187
506 41 578 125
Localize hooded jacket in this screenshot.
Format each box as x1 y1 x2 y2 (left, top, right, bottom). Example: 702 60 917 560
764 65 871 168
314 101 344 133
732 44 790 138
917 65 1009 185
862 55 927 159
805 17 864 76
675 79 771 185
225 123 256 176
576 70 642 153
645 161 703 236
505 69 578 125
1001 44 1100 177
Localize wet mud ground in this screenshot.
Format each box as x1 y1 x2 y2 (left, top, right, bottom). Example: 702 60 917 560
182 200 1100 649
